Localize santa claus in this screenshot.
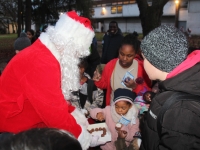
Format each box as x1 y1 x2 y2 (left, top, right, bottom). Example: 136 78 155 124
0 11 103 149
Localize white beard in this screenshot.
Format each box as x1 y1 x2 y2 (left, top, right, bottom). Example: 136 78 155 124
46 26 90 100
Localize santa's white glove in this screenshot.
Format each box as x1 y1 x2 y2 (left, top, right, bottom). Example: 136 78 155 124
81 109 88 115
90 135 106 147
71 108 89 128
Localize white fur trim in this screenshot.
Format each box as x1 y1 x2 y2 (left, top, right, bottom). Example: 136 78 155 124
39 33 61 62
137 138 142 147
71 108 89 128
78 125 92 150
55 13 94 51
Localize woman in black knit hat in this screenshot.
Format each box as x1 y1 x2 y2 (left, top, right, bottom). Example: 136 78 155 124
140 25 200 150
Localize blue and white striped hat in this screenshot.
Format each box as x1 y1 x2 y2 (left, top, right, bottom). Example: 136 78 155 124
113 88 137 104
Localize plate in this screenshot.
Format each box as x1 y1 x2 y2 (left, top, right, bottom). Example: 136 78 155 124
87 122 111 142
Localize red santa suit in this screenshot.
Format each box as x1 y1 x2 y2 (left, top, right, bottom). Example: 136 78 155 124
0 11 94 150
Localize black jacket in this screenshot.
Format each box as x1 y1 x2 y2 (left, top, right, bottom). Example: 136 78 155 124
140 63 200 150
101 30 123 64
85 44 100 78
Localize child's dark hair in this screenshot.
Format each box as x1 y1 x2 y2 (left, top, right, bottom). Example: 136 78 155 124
27 29 35 36
120 34 140 54
78 58 88 70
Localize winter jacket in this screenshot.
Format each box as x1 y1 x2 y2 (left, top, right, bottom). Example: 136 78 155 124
140 51 200 150
101 31 123 64
95 58 151 106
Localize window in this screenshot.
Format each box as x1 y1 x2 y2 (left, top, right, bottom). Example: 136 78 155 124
130 0 136 4
111 6 117 14
123 1 129 4
117 6 122 13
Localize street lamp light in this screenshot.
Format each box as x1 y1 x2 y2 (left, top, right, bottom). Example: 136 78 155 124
101 7 106 15
175 0 180 28
175 0 179 4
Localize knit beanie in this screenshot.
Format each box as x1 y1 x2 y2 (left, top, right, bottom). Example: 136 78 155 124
141 25 188 73
14 32 31 51
113 88 137 104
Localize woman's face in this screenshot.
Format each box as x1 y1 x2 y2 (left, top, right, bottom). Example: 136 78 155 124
119 44 136 68
27 31 33 40
115 101 132 116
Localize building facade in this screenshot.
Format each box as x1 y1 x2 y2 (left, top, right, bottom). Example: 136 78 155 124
91 0 200 35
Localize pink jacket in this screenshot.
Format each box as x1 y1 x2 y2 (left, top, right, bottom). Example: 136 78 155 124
90 106 139 150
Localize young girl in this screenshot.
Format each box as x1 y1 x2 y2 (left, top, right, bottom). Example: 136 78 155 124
90 88 140 150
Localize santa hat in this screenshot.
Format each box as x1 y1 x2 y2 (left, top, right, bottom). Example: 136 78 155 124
54 11 94 54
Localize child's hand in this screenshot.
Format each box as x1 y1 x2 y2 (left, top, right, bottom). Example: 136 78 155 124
96 112 104 121
118 130 127 138
93 70 101 81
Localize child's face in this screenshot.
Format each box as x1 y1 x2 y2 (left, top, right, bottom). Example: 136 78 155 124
26 31 33 40
79 66 85 76
115 101 132 116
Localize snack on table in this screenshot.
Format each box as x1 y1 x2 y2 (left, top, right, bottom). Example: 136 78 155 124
88 127 107 137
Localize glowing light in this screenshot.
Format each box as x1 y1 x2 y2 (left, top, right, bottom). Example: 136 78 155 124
175 0 179 4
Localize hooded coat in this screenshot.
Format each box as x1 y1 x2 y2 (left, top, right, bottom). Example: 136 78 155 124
140 50 200 150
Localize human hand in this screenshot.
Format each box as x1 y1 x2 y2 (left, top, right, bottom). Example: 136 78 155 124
90 135 106 147
118 130 127 138
96 112 104 121
123 78 137 89
93 70 101 81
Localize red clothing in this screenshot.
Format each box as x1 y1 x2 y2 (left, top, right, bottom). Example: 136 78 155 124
167 50 200 79
95 58 151 106
0 40 81 138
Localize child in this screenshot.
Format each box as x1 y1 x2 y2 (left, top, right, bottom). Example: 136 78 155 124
69 59 103 119
90 88 140 150
134 82 159 114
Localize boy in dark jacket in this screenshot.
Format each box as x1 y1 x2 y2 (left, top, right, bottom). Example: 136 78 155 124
140 25 200 150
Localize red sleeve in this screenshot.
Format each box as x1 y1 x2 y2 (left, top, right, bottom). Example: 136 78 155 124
94 60 114 89
134 59 151 95
20 55 81 138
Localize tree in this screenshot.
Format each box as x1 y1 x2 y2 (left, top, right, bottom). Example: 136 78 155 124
136 0 169 37
25 0 32 31
0 0 18 34
32 0 93 29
